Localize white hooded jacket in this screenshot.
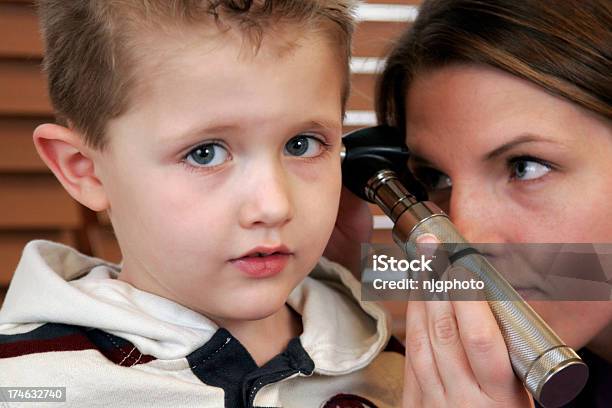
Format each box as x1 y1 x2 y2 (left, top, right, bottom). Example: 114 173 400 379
0 240 404 407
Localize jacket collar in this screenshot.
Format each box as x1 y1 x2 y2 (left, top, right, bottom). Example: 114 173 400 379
0 240 390 372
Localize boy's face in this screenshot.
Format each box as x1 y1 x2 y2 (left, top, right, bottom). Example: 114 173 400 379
90 27 344 324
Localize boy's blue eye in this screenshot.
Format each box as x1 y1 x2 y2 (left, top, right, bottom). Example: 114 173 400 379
186 143 229 167
284 135 323 157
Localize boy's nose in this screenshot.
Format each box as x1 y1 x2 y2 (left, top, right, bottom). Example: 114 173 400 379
238 164 293 229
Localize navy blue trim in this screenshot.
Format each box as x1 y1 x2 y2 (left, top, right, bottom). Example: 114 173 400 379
187 328 257 407
85 328 133 349
0 323 81 344
243 337 314 407
187 328 314 408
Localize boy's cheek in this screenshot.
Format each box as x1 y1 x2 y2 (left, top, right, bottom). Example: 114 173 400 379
287 152 341 181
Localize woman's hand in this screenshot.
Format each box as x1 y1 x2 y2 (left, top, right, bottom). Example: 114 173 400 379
402 235 533 407
323 186 373 277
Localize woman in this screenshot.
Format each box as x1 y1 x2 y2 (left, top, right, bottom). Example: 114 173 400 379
329 0 611 406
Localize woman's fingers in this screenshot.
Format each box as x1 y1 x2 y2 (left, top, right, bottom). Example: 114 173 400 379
414 234 477 396
453 300 524 402
402 233 530 406
404 300 445 403
425 298 479 398
401 333 422 408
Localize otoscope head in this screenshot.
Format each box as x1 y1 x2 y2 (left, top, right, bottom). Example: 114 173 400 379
341 125 428 203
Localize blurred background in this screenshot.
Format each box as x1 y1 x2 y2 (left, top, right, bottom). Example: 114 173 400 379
0 0 421 336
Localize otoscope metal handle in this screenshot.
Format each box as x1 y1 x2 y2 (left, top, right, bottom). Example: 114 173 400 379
366 170 588 408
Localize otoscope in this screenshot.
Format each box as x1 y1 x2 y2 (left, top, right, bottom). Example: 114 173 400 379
341 125 588 408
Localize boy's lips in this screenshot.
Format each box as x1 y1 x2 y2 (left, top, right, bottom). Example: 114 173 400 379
229 245 293 278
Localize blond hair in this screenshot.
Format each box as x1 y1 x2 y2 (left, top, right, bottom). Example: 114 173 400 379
38 0 358 150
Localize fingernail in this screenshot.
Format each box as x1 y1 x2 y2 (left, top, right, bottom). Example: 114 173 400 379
416 233 439 257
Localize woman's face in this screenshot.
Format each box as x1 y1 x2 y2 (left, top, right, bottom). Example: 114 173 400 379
404 64 612 350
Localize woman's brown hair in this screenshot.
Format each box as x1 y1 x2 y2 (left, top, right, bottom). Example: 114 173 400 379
376 0 611 137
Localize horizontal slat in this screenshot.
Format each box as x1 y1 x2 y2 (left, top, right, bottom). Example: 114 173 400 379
353 21 409 58
350 57 385 75
0 117 50 172
0 60 51 115
373 214 394 229
0 174 82 228
344 110 377 127
0 229 76 285
0 2 42 58
357 3 419 22
347 73 378 112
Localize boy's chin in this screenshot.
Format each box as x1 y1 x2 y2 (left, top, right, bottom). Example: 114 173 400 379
215 278 302 322
230 294 290 322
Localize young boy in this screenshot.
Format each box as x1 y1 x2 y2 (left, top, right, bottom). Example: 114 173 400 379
0 1 403 407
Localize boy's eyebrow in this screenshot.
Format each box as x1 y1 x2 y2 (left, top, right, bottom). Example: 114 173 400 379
298 119 342 132
163 119 341 146
169 124 239 144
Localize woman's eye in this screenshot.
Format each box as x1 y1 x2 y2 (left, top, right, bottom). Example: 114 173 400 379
185 143 230 167
509 158 551 181
284 135 324 157
412 168 452 191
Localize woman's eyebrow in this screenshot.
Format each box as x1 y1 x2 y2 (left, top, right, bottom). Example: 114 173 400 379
407 133 560 167
484 134 556 160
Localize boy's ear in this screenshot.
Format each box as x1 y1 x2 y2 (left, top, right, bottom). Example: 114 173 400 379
33 123 109 212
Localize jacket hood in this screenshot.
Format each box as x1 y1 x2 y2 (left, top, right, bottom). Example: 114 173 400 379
0 240 390 375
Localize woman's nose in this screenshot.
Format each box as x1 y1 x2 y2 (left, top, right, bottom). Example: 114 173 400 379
238 163 293 229
446 182 505 243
